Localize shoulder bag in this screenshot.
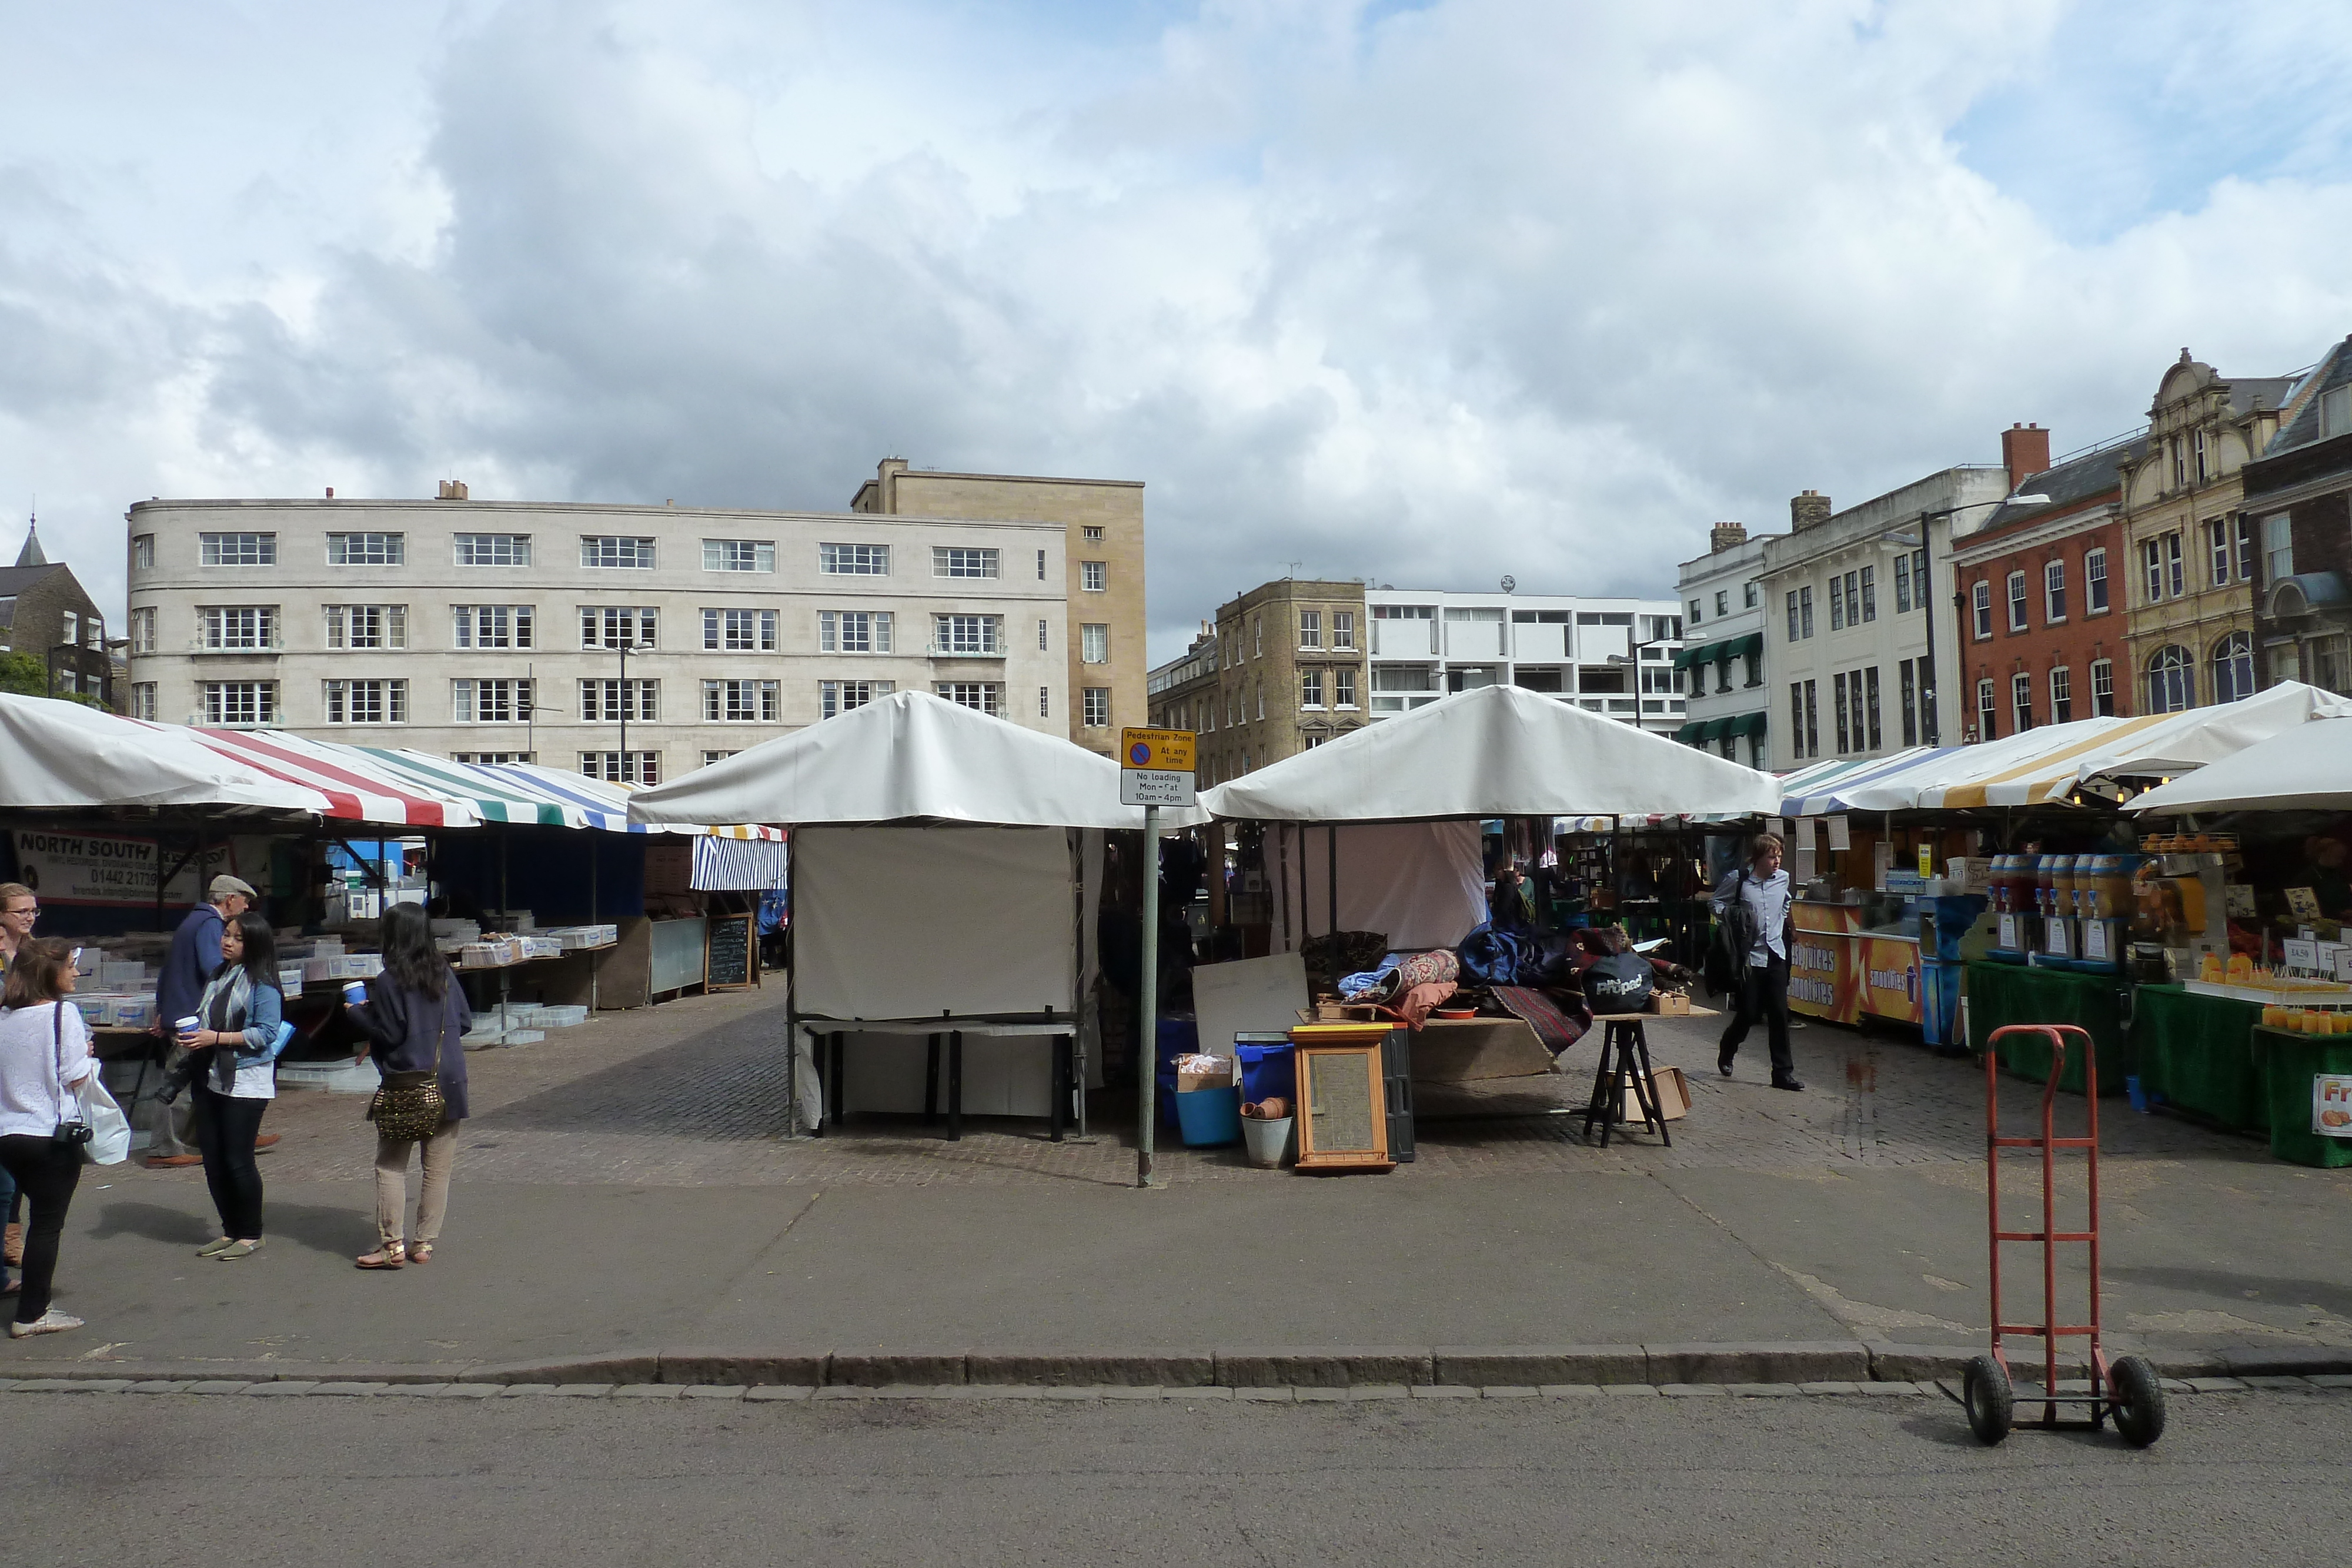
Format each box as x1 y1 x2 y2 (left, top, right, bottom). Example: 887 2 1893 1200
367 1070 447 1143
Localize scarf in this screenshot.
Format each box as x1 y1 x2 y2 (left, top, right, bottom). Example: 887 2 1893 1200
199 967 255 1093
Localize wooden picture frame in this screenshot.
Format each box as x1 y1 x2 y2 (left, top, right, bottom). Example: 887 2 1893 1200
1292 1034 1394 1172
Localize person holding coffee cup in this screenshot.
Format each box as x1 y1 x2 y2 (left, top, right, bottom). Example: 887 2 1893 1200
185 912 285 1261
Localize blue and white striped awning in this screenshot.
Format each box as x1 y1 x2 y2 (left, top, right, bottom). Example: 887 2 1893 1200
692 835 791 890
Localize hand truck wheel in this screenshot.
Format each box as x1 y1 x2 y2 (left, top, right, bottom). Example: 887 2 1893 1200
2108 1355 2167 1448
1962 1354 2013 1446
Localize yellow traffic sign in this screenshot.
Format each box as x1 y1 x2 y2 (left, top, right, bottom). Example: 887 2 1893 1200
1121 728 1196 772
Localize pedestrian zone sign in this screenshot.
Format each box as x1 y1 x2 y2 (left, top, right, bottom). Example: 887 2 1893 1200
1120 727 1197 807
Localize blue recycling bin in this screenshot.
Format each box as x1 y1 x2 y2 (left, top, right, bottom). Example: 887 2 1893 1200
1235 1038 1297 1107
1174 1086 1242 1146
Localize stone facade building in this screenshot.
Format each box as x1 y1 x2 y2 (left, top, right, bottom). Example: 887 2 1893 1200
851 459 1145 757
2117 351 2294 714
0 521 114 707
1200 579 1369 784
2246 333 2352 696
1674 522 1776 768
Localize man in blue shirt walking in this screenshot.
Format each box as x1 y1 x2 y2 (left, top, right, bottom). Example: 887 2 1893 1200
146 874 256 1165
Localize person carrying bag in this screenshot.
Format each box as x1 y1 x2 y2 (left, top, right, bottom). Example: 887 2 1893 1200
1709 833 1802 1092
0 937 99 1337
346 902 472 1269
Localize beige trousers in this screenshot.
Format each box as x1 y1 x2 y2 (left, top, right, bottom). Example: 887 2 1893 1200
374 1122 458 1248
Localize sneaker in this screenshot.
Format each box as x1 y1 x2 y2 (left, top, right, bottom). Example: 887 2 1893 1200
9 1309 84 1338
197 1236 237 1258
216 1238 265 1261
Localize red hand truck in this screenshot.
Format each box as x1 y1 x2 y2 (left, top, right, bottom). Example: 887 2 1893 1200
1962 1024 2166 1447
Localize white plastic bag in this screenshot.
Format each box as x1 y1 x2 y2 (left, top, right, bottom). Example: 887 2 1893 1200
75 1074 132 1165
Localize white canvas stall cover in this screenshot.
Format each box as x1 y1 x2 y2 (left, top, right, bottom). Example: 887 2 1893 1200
627 688 1200 830
1272 821 1489 950
790 824 1077 1020
1201 684 1781 823
0 695 328 814
2126 716 2352 815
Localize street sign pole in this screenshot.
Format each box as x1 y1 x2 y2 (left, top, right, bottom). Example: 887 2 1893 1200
1137 801 1160 1189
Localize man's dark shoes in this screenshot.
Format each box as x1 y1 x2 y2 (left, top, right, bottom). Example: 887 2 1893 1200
1772 1074 1805 1092
1718 1047 1735 1078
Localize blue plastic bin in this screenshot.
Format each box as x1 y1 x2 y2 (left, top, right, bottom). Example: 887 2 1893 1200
1174 1085 1242 1146
1235 1038 1297 1107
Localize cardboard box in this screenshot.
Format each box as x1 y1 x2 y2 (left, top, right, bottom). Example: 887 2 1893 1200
1947 858 1992 891
1649 991 1693 1016
1620 1065 1690 1122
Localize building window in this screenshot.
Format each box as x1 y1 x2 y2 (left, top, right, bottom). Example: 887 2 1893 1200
1081 688 1110 727
580 606 657 650
580 751 658 785
2044 560 2066 623
1895 554 1912 613
129 682 158 720
1830 576 1846 631
936 681 1004 716
1785 591 1799 642
1859 566 1876 622
1689 597 1703 625
133 534 155 570
2084 548 2108 613
2166 531 2184 598
2049 666 2072 724
1788 684 1804 759
452 679 533 724
1081 560 1107 593
2140 539 2163 601
582 535 656 570
2193 427 2210 484
322 678 406 725
129 607 157 655
2263 513 2294 584
819 542 888 576
199 606 277 650
1255 678 1265 721
714 607 778 652
1976 678 1997 742
1037 618 1050 651
1711 589 1727 617
1335 667 1357 708
1865 666 1881 750
1036 549 1047 581
580 679 658 723
453 604 533 649
2312 634 2351 693
1834 673 1852 753
2091 658 2115 717
932 546 999 579
1081 623 1110 664
1802 680 1818 757
701 751 739 766
2212 631 2255 704
2271 641 2304 686
816 610 888 653
2206 519 2231 586
199 533 276 566
2145 646 2194 714
1899 659 1917 747
703 678 779 722
1301 669 1325 708
2012 671 2034 733
202 681 276 726
1332 611 1355 650
932 614 1004 656
1972 581 1992 638
820 680 893 718
2006 570 2028 632
453 533 530 567
451 751 536 765
1299 610 1322 648
1039 686 1051 718
1799 586 1813 638
703 539 776 573
326 532 404 566
325 604 406 650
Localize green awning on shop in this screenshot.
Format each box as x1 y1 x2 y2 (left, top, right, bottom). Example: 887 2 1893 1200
1673 720 1708 744
1729 710 1769 738
1673 640 1717 671
1724 631 1764 661
1698 717 1733 741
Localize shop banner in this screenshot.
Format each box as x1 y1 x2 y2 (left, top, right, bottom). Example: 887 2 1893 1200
2314 1075 2352 1138
1859 937 1924 1025
9 829 233 907
1789 905 1923 1026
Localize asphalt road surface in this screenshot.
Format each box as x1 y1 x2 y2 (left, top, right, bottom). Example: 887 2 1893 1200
5 1389 2344 1567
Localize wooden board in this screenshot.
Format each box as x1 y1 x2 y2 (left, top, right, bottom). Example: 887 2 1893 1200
1294 1042 1393 1172
1407 1017 1553 1082
704 913 757 991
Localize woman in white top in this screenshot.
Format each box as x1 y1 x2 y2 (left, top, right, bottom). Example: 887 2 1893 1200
0 937 96 1337
182 912 285 1261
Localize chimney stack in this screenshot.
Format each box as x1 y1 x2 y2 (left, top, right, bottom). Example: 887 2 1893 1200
2000 423 2050 496
1790 490 1832 531
436 479 469 501
1709 521 1748 553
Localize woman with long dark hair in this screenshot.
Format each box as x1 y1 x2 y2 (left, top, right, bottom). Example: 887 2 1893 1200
0 937 96 1336
184 910 285 1260
347 901 471 1269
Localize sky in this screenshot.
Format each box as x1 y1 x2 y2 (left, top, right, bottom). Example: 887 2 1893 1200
3 0 2351 663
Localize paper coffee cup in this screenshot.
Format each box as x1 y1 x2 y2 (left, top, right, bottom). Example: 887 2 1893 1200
342 981 368 1005
175 1014 201 1040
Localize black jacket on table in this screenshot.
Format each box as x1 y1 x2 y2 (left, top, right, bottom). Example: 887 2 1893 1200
349 969 473 1122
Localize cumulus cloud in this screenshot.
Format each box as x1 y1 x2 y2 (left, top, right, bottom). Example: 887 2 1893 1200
3 0 2351 658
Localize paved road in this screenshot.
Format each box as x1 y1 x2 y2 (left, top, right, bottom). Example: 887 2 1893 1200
4 1387 2341 1566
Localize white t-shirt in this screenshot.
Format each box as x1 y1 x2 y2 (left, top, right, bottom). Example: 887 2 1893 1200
0 1000 97 1139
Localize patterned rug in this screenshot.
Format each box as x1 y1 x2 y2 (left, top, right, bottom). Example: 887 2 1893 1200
1491 987 1591 1054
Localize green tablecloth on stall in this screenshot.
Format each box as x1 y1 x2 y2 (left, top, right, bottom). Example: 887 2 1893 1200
2130 984 2267 1132
1965 960 2124 1096
2254 1027 2352 1169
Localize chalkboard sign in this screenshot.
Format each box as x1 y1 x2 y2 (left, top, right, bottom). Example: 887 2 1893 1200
704 913 757 991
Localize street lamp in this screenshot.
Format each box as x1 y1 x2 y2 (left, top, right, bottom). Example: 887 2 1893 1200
616 636 634 781
1883 493 2047 745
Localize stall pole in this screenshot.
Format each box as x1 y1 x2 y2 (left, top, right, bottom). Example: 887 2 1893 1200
587 841 600 1011
782 830 800 1138
1327 823 1339 945
1137 804 1161 1189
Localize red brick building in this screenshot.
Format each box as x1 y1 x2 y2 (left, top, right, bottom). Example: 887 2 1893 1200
1949 424 2149 741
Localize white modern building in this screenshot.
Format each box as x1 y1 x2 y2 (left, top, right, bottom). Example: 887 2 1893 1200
1364 589 1686 734
1672 523 1778 768
124 490 1069 784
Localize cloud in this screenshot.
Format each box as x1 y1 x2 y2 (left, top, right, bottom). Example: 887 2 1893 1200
4 0 2351 660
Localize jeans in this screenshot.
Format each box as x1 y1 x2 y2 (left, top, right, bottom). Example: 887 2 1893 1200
0 1135 82 1322
0 1156 16 1287
191 1084 268 1241
375 1123 458 1249
1719 954 1795 1079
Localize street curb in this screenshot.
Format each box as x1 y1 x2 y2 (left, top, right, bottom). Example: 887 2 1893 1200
9 1339 2352 1389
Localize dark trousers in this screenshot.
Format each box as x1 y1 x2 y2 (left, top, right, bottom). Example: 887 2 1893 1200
0 1135 82 1323
191 1084 268 1241
1719 954 1795 1079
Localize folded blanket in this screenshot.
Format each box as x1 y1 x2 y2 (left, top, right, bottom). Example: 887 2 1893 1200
1491 986 1592 1055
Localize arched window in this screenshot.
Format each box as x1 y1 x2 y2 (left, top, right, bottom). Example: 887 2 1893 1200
2211 631 2254 704
2146 645 2195 714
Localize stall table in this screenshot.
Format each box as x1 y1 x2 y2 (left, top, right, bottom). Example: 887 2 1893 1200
1965 960 2125 1096
2130 985 2267 1132
806 1021 1077 1142
2254 1027 2352 1168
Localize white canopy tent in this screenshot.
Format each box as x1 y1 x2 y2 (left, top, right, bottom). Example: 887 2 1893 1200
0 695 330 814
2125 716 2352 815
627 691 1192 1132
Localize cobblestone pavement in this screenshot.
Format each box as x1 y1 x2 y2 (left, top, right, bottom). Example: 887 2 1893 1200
126 988 2264 1191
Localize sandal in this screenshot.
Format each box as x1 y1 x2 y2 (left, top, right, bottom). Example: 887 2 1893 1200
408 1243 433 1265
355 1243 406 1270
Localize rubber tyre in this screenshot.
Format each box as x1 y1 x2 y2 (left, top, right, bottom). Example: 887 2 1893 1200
1963 1354 2013 1446
2110 1356 2167 1448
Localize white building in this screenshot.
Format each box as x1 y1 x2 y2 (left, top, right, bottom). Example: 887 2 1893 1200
1759 472 2012 772
1364 588 1686 734
1672 523 1778 768
125 491 1068 784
